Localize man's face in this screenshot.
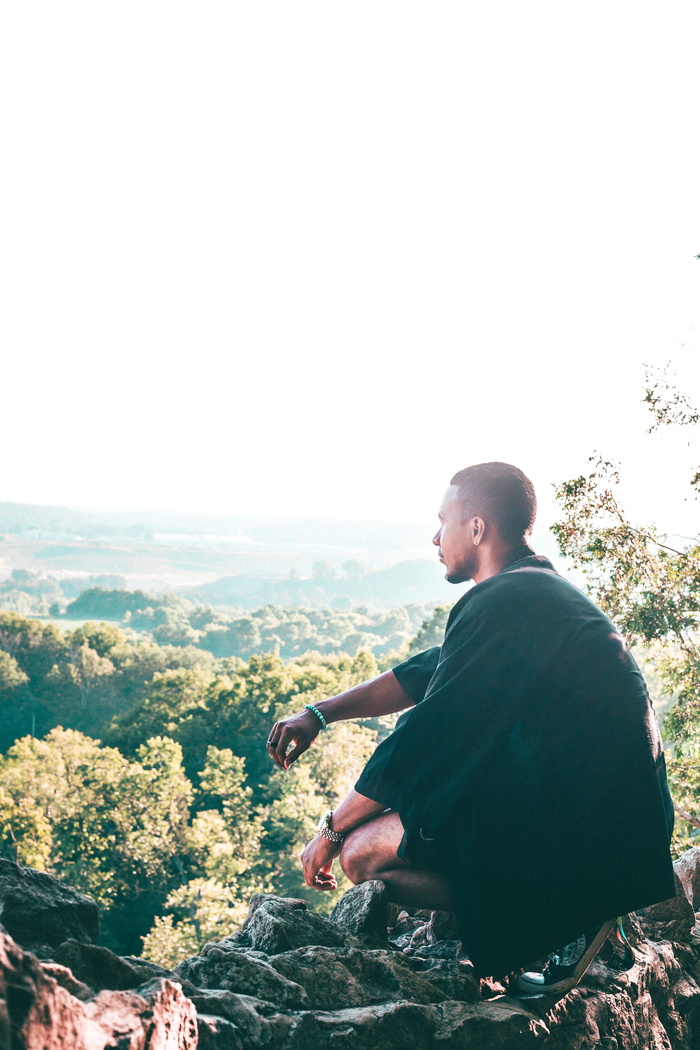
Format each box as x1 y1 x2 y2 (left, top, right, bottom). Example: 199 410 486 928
433 486 477 584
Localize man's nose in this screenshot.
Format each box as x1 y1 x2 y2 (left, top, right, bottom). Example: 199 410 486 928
432 528 441 546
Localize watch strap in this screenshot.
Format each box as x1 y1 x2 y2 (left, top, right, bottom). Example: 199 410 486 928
317 809 344 843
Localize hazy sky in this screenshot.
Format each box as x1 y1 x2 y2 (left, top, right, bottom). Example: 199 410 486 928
2 3 699 539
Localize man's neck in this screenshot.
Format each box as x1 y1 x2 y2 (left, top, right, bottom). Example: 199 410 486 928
472 543 533 584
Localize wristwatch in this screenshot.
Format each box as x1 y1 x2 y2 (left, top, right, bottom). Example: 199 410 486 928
317 810 345 843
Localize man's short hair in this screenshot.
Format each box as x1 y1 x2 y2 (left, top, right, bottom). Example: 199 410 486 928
450 462 536 546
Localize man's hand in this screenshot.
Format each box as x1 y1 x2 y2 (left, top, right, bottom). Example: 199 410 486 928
267 709 321 769
300 834 342 890
266 671 414 771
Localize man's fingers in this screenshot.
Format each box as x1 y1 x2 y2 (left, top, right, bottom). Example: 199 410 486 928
269 726 295 768
283 741 309 768
313 876 337 890
312 864 337 890
266 723 282 765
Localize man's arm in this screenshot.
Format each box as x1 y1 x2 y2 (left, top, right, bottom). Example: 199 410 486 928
300 788 386 889
267 669 415 770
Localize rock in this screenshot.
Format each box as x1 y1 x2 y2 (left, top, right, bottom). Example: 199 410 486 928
636 873 697 943
40 961 93 1001
191 992 293 1048
83 979 199 1049
285 998 546 1050
330 879 389 945
675 847 700 910
387 907 429 949
428 909 460 943
53 938 198 995
529 935 700 1050
0 930 198 1049
236 895 348 954
0 858 99 952
267 944 478 1011
175 886 700 1047
175 944 310 1008
7 860 700 1049
196 1013 243 1049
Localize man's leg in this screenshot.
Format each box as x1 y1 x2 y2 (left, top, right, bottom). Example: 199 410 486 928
339 811 453 911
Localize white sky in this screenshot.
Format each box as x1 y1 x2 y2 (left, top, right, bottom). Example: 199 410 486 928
1 2 699 539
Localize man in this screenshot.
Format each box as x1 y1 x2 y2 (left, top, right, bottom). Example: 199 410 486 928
267 463 675 993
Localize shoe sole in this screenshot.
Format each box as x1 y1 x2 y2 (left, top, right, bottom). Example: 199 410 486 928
517 919 617 996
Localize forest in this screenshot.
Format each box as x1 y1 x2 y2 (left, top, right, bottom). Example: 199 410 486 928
0 601 450 966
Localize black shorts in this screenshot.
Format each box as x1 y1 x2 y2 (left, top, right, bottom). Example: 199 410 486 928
397 823 451 873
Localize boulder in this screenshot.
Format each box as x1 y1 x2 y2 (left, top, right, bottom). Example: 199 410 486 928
0 930 198 1049
53 938 199 996
175 944 310 1009
40 961 94 1001
0 859 98 953
168 881 700 1048
282 998 546 1050
675 847 700 910
636 873 697 943
191 992 293 1048
330 879 389 945
235 894 348 954
266 944 479 1011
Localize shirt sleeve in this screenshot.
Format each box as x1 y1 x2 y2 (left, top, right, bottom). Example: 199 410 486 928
391 647 441 704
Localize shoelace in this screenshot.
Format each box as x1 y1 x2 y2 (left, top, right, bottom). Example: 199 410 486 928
549 934 586 968
607 917 634 972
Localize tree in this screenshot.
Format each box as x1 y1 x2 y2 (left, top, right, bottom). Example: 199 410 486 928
342 560 369 578
406 605 452 657
551 365 700 852
195 746 266 884
312 560 335 580
0 728 195 953
0 651 28 691
141 878 247 969
67 640 115 708
104 665 222 763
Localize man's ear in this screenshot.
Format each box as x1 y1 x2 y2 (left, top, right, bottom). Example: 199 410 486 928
472 516 486 546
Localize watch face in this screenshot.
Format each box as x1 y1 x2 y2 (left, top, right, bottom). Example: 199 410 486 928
317 810 330 832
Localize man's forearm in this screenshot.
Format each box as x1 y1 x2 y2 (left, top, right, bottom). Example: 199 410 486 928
314 670 414 724
329 788 387 835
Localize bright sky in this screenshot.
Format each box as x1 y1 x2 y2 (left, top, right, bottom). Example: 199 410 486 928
2 3 699 538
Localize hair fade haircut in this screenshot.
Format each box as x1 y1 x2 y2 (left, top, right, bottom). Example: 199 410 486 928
449 462 537 546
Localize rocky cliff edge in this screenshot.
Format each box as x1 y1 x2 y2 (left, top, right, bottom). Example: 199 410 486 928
2 851 700 1048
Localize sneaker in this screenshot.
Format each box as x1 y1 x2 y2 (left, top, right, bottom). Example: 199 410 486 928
517 918 616 996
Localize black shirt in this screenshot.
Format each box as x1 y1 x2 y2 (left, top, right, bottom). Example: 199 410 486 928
355 550 675 977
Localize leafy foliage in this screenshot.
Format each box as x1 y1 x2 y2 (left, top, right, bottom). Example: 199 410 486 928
552 366 700 852
0 596 419 962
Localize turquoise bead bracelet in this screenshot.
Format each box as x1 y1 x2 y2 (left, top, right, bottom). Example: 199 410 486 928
305 704 328 730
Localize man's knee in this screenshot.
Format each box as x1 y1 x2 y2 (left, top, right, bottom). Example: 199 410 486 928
339 833 376 885
339 815 406 884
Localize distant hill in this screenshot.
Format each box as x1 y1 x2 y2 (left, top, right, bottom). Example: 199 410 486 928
192 558 453 608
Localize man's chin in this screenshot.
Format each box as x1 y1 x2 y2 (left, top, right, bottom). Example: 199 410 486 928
444 567 471 585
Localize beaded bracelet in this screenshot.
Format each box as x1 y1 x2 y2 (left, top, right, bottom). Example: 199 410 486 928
305 703 328 730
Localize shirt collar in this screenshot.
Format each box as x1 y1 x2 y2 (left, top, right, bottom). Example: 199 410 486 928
500 545 557 574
